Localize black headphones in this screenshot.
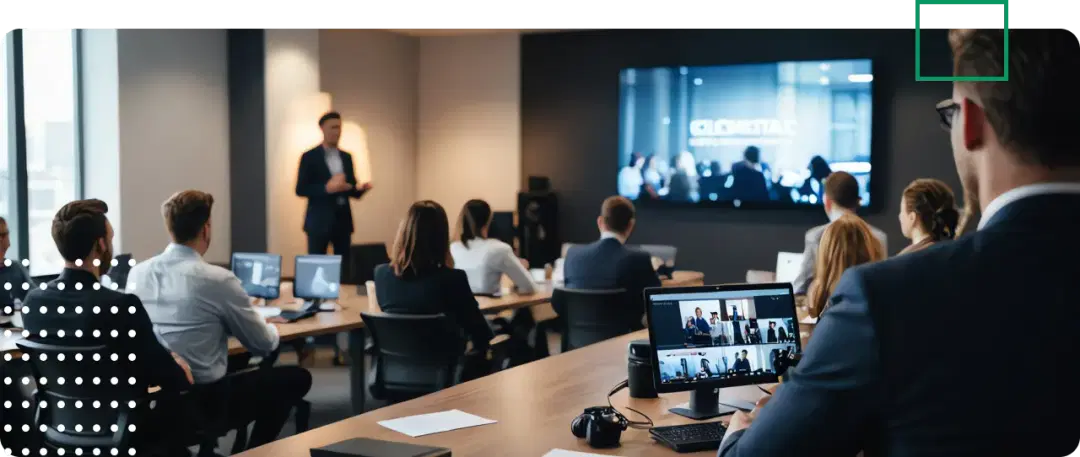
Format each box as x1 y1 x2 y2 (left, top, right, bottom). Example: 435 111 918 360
570 380 653 448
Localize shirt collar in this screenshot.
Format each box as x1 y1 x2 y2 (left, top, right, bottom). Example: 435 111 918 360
600 231 626 244
977 182 1080 230
164 243 202 259
827 207 851 222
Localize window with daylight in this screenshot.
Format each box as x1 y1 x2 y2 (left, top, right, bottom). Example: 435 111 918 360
2 29 84 275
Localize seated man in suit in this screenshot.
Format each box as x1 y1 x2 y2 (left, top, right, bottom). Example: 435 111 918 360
20 199 194 453
561 196 661 329
719 30 1080 457
792 170 887 295
130 190 312 451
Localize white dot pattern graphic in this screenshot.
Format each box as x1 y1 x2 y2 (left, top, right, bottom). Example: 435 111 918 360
1 256 161 457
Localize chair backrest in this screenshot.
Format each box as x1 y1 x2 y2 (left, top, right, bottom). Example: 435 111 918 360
360 312 467 399
553 287 632 350
348 243 391 285
16 339 147 450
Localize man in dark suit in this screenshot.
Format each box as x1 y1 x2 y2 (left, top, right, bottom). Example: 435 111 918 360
718 30 1080 457
730 146 770 202
562 196 661 329
20 199 194 453
766 321 777 343
295 111 373 277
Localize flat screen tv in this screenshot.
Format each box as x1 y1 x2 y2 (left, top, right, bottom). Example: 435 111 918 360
617 58 875 209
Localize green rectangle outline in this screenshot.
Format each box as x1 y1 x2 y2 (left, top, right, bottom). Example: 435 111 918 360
915 0 1009 81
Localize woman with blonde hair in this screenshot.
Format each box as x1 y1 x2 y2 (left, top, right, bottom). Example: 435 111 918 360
898 178 959 254
806 214 886 318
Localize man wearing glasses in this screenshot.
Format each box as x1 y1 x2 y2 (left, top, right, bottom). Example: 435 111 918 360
716 29 1080 457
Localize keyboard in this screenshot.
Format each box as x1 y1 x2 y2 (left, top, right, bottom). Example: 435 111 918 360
650 422 728 453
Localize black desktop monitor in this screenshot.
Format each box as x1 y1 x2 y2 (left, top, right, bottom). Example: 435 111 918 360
644 283 801 420
294 255 342 301
231 253 282 299
104 253 134 290
488 211 516 247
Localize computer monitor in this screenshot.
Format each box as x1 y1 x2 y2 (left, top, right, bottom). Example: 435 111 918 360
775 252 804 285
231 253 282 299
488 211 516 247
644 283 801 420
294 255 342 302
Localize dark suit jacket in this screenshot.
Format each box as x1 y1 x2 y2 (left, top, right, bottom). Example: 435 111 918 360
730 161 769 202
20 268 190 392
295 145 369 236
719 193 1080 457
561 238 662 328
373 264 495 350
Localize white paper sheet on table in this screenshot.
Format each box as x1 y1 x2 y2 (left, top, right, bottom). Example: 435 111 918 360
377 409 496 437
254 307 282 318
543 450 622 457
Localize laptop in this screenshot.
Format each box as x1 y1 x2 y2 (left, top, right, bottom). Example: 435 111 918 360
775 252 804 285
634 244 677 277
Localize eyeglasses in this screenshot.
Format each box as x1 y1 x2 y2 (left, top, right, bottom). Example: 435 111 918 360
936 99 960 131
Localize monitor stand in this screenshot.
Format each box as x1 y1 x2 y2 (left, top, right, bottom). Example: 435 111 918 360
669 387 738 420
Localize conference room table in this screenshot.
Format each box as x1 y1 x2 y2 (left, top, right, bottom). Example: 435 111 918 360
0 271 706 415
236 329 765 457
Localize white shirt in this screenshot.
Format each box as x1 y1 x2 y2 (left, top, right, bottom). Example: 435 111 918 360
600 231 626 244
618 167 643 200
450 238 537 295
324 146 344 175
978 182 1080 230
129 244 279 384
324 146 347 205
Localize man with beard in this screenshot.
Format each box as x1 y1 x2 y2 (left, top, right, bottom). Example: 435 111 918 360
20 199 194 454
717 30 1080 457
131 190 312 451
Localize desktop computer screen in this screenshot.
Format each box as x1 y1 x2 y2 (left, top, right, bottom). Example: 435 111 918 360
231 253 282 299
294 255 342 300
645 284 800 392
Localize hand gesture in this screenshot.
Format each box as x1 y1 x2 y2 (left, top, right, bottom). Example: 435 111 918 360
171 352 194 385
325 173 351 193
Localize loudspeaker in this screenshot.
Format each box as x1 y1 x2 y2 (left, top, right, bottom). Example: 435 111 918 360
517 191 559 268
627 339 657 398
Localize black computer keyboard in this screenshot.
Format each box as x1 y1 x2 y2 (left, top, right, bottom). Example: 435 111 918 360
650 422 728 453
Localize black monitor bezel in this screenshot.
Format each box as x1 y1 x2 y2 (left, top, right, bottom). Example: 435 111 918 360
644 282 801 394
293 254 342 300
230 252 283 300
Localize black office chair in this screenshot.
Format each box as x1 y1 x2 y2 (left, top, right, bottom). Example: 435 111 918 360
552 288 633 351
360 312 472 404
16 339 162 454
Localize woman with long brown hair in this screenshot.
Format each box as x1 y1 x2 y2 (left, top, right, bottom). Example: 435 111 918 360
806 214 886 318
373 201 494 352
898 178 959 254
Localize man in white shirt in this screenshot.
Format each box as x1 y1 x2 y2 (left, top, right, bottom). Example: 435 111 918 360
130 190 312 450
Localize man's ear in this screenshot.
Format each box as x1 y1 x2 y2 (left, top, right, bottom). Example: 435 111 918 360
961 98 987 152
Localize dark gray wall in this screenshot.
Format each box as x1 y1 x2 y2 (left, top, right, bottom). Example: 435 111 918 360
227 29 267 255
520 29 961 283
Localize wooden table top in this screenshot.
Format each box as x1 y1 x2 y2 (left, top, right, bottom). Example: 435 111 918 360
2 271 706 356
236 329 764 457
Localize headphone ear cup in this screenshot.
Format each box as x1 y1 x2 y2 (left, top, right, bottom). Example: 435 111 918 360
585 415 623 448
571 414 589 438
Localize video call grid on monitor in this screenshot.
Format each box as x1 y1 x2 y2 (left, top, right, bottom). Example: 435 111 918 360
645 284 801 393
231 253 282 299
294 254 342 300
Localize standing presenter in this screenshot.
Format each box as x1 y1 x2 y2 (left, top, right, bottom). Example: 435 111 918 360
296 111 373 278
